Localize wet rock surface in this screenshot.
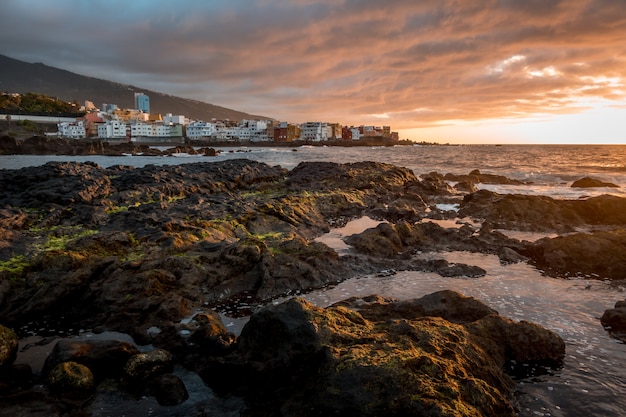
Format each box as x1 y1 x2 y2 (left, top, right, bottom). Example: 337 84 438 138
199 292 565 417
0 159 622 415
571 177 619 188
601 300 626 342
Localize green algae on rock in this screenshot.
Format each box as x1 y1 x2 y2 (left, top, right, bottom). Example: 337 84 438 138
200 291 565 417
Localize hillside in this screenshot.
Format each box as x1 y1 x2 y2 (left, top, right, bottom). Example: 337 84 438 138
0 54 268 122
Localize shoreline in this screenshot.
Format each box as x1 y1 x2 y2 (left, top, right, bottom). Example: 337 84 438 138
0 135 446 156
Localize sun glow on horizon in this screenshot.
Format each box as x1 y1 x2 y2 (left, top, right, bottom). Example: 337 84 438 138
400 101 626 145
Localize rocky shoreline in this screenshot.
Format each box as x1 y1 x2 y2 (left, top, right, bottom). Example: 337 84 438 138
0 158 624 415
0 135 418 157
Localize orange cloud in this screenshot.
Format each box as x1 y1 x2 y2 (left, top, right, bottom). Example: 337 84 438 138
1 0 625 139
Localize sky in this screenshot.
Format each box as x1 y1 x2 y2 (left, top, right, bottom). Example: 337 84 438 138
1 0 625 144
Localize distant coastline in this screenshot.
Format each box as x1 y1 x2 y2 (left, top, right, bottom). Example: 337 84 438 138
0 134 451 157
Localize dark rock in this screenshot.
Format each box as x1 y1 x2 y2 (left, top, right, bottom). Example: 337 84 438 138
344 290 498 323
47 361 95 396
571 177 619 188
432 262 486 278
201 292 565 417
524 229 626 280
0 136 105 156
498 246 529 264
454 180 478 193
150 373 189 406
345 222 407 257
416 171 456 195
0 324 18 368
459 190 626 233
445 169 528 185
600 300 626 342
0 363 33 393
42 339 139 381
122 349 173 383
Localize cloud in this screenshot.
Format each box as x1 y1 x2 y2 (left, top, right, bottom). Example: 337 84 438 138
1 0 625 131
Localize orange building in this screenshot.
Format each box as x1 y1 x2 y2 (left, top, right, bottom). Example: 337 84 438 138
274 122 301 142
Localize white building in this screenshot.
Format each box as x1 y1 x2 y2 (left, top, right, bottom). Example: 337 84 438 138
130 122 153 137
349 127 362 140
163 113 187 125
300 122 329 142
186 121 217 139
57 121 86 139
98 120 128 139
233 119 271 142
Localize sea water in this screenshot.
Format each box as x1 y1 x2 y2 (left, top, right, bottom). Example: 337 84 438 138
4 144 626 416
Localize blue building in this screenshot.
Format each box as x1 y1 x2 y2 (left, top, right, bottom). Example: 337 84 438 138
134 92 150 113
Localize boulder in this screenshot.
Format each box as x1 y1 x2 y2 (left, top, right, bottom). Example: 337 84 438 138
454 180 478 193
122 349 173 383
601 300 626 342
459 191 626 233
200 292 565 417
445 169 528 185
42 339 139 381
150 373 189 406
47 361 95 396
524 229 626 280
0 324 18 368
571 177 619 188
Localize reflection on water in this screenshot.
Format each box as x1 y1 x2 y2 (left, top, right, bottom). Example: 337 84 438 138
314 216 385 256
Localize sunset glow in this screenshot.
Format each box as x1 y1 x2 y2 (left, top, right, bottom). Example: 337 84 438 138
1 0 625 144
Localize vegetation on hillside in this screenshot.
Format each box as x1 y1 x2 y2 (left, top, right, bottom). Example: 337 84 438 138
0 92 84 116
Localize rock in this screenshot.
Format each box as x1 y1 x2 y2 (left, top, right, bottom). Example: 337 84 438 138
201 292 565 417
47 361 95 396
459 190 626 233
122 349 173 383
454 180 478 193
0 324 18 368
0 363 33 392
416 171 456 195
524 229 626 280
498 246 529 264
571 177 619 188
150 373 189 406
445 170 528 185
600 300 626 342
433 262 486 278
345 222 407 257
42 339 139 381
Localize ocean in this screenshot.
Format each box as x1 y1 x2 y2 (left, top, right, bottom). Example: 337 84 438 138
3 144 626 416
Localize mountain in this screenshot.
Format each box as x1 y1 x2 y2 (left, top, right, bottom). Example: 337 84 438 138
0 54 268 121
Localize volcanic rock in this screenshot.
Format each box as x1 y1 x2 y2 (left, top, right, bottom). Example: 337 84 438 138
0 324 17 368
571 177 619 188
200 291 565 417
444 169 528 185
600 300 626 342
47 361 95 396
150 373 189 406
122 349 173 383
42 339 139 381
524 229 626 280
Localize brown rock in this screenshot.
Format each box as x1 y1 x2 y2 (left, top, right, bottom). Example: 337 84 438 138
571 177 619 188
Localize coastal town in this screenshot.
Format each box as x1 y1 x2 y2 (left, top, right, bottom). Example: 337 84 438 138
3 92 399 144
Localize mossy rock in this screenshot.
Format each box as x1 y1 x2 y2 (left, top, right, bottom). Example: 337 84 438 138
47 361 95 395
0 324 18 367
